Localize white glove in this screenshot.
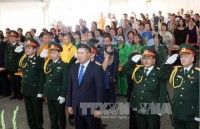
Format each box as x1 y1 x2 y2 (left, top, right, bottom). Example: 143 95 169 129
37 94 43 98
57 96 65 104
194 117 200 122
40 49 48 58
14 45 23 53
131 55 142 63
165 54 179 64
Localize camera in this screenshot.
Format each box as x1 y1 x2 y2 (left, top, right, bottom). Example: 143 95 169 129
96 44 118 55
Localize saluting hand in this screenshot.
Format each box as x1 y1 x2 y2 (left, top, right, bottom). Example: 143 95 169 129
131 54 142 63
40 49 48 58
165 54 179 64
14 45 23 53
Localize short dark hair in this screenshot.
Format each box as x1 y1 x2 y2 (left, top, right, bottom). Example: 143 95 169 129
161 23 168 31
17 28 23 32
95 29 103 36
103 34 112 41
39 32 45 38
25 31 33 38
127 31 135 37
87 31 95 39
139 22 145 27
31 28 36 33
78 44 91 53
64 33 75 42
50 28 56 32
43 32 51 37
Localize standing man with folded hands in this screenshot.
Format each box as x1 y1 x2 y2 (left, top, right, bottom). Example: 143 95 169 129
66 44 104 129
43 41 69 129
19 38 45 129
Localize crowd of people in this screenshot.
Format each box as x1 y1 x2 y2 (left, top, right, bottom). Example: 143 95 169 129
0 8 200 129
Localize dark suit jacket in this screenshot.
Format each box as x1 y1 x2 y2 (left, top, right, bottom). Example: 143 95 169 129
67 61 104 115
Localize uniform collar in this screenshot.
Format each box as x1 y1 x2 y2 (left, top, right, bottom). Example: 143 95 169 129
28 53 36 58
53 58 60 63
144 66 154 75
184 65 193 72
12 42 17 46
144 66 154 71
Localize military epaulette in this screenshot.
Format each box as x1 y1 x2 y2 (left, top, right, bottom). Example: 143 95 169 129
136 65 144 67
95 61 101 66
173 66 182 68
195 67 200 72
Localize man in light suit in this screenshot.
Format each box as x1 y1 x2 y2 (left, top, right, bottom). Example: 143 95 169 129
66 44 104 129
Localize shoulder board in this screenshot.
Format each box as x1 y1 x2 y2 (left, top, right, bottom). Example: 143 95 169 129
157 67 160 70
173 66 182 68
136 65 144 67
95 61 101 66
195 67 200 72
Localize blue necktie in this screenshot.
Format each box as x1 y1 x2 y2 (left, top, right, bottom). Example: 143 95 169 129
78 65 84 85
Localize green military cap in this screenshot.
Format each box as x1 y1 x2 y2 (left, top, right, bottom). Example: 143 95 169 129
87 39 99 45
87 39 99 55
49 41 63 52
141 46 158 58
9 30 19 37
179 43 197 57
25 37 39 47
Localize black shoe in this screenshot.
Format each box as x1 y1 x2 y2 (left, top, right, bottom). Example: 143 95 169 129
68 118 74 126
10 96 18 99
102 124 107 127
102 124 107 129
18 94 23 100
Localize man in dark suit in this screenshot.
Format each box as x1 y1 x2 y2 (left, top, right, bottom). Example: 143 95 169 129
67 44 104 129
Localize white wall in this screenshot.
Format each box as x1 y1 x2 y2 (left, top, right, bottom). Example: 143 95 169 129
0 2 45 35
110 0 200 19
0 0 200 35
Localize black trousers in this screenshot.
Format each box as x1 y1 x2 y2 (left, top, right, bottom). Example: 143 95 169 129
47 99 66 129
135 113 160 129
0 71 11 95
129 108 138 129
174 118 199 129
24 96 44 129
126 74 133 102
74 115 101 129
9 71 22 97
